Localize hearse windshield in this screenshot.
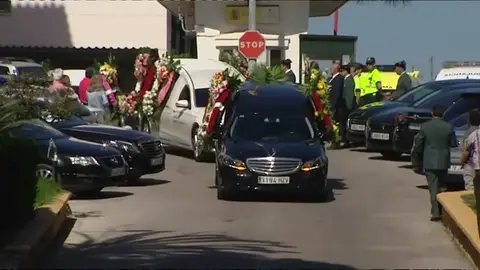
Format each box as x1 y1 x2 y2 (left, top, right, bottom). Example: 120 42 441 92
228 115 315 142
47 115 87 129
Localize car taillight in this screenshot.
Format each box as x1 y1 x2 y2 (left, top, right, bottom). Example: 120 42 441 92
395 113 407 124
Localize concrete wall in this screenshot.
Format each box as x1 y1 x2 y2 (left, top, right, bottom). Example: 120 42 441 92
194 1 310 82
0 0 170 52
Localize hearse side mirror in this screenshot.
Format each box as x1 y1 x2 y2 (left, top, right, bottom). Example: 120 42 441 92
175 100 189 108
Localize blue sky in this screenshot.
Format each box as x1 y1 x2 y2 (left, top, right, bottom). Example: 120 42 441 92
308 1 480 81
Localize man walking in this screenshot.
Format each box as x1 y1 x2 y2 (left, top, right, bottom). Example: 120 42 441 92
340 64 355 147
328 63 345 149
392 60 412 99
411 104 456 221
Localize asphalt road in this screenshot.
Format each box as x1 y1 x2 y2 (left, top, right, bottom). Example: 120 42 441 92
43 148 473 269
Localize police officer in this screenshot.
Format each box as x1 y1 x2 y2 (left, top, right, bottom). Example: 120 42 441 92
359 57 382 106
350 63 363 106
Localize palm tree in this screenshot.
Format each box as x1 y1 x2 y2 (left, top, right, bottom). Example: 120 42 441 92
0 100 22 129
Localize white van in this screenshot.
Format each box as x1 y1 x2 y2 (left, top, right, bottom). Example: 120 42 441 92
436 61 480 81
156 59 245 161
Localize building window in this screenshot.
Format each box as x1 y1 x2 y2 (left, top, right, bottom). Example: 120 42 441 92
0 0 11 15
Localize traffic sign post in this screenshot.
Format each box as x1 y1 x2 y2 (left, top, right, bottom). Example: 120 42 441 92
238 31 266 61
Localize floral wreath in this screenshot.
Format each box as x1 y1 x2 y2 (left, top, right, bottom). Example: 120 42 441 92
94 53 119 107
301 67 340 143
202 69 243 136
118 52 181 122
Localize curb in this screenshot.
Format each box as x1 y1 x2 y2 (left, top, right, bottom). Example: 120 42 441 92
0 192 71 269
438 190 480 268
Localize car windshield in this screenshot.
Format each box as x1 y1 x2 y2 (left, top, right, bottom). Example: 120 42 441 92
47 115 87 129
229 115 315 142
412 91 462 110
394 83 438 103
194 88 209 107
16 66 48 79
8 120 66 140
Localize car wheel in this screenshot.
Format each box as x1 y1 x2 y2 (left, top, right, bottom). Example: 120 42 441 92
192 126 207 162
36 164 55 181
380 151 402 160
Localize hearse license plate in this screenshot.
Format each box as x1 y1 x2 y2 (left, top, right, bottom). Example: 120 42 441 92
258 176 290 184
150 156 164 166
350 124 365 131
449 165 462 172
111 167 126 177
409 123 421 130
371 132 389 140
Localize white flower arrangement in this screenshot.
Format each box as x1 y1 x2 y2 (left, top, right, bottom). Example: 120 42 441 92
142 90 156 117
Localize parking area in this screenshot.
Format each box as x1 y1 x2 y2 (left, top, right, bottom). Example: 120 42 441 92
43 148 473 269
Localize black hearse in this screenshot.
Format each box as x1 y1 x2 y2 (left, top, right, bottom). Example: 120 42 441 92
212 83 329 201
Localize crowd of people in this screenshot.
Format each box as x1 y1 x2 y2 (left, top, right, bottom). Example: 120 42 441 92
48 67 117 123
281 56 414 149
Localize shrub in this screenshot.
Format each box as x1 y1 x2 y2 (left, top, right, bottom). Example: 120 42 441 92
462 194 476 212
35 178 62 209
0 137 40 229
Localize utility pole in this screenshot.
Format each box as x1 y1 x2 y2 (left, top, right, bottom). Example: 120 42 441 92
248 0 257 72
429 56 434 81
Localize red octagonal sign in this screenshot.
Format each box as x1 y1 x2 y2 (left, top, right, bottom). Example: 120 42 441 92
238 31 266 60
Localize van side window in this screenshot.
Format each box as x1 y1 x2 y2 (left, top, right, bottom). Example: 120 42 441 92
0 66 9 75
178 85 191 104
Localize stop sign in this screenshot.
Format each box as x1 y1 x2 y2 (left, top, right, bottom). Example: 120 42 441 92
238 31 266 60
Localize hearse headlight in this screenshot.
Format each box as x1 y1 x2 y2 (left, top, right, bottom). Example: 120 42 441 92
220 155 246 171
68 156 99 166
105 140 141 154
301 157 325 172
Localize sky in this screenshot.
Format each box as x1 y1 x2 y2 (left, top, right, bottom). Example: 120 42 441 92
308 1 480 81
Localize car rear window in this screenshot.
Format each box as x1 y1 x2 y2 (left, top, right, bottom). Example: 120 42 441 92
450 112 468 128
395 83 438 104
16 66 48 79
412 91 462 110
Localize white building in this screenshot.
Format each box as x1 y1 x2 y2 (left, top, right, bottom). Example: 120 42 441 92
0 0 352 83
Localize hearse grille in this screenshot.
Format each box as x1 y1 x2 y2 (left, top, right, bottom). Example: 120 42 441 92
98 155 125 168
139 140 163 157
246 157 302 176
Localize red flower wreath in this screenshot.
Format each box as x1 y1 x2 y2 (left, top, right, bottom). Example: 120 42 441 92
207 89 231 135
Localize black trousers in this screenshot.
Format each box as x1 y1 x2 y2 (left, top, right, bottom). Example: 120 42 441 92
335 107 349 144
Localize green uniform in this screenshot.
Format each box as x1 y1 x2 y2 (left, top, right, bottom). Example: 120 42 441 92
358 68 382 106
411 117 456 218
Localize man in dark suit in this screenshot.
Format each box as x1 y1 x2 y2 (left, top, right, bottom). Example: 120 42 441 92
392 60 412 99
328 63 345 149
411 104 457 222
281 59 296 83
340 64 355 147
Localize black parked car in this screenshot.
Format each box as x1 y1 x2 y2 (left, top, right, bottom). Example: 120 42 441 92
46 116 165 183
365 85 480 158
214 84 329 201
347 79 480 145
2 119 126 195
392 91 480 154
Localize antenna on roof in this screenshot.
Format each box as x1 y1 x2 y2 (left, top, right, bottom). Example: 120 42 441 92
442 61 480 68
